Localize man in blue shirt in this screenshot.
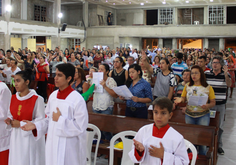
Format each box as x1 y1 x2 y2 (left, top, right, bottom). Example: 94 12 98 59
147 45 157 62
171 53 188 78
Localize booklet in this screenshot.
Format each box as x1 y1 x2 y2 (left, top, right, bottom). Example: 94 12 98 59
112 85 133 100
93 72 103 93
188 95 208 106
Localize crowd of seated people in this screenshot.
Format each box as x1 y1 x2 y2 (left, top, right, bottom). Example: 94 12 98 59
0 45 235 157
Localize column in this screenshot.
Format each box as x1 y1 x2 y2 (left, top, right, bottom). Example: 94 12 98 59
113 35 119 49
51 36 58 50
172 38 177 50
83 1 88 27
158 38 163 48
173 7 178 25
158 9 160 25
223 6 227 24
204 6 208 25
139 37 142 50
203 38 209 49
21 35 28 49
219 38 225 51
53 0 61 47
21 0 27 20
4 0 11 51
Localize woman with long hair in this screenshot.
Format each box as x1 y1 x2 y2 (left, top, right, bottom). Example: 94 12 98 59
4 69 45 165
72 67 89 94
227 56 236 98
174 65 216 155
120 64 152 119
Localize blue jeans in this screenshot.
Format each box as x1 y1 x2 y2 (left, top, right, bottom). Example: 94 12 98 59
185 113 210 155
93 107 113 140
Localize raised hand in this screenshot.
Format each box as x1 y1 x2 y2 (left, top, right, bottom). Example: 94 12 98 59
133 139 145 152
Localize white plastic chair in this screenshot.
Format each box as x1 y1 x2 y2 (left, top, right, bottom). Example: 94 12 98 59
86 123 101 165
109 131 136 165
184 139 197 165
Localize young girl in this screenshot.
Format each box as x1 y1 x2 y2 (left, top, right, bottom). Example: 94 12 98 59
21 63 88 165
144 58 176 100
174 65 216 155
129 97 189 165
5 69 45 165
121 64 153 119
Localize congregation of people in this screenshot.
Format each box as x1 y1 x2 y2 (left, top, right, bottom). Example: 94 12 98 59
0 44 235 165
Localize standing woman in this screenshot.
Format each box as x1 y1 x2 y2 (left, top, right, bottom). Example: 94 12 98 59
144 58 176 100
93 52 103 69
109 57 128 86
120 64 152 119
227 56 236 98
0 81 11 165
35 55 49 102
72 67 89 94
174 65 216 155
4 69 45 165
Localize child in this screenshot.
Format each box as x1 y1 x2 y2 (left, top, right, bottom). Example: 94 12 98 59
21 63 88 165
129 97 189 165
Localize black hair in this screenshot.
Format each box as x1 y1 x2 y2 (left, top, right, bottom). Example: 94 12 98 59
152 97 173 113
217 52 223 57
176 52 183 59
56 63 75 85
126 64 142 88
115 56 126 67
15 68 33 87
100 63 110 76
198 56 207 61
58 56 62 61
182 69 191 75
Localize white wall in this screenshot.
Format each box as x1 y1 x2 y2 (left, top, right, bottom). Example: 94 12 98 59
61 5 83 26
117 9 144 25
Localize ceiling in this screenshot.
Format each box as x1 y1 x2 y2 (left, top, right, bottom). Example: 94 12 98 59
57 0 236 8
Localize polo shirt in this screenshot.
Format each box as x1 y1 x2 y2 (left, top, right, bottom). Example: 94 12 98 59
171 61 188 78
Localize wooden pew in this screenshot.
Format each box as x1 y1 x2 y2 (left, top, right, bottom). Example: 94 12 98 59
89 112 215 165
113 102 219 165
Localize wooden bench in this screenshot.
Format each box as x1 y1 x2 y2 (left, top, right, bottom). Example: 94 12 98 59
113 102 219 165
88 112 215 165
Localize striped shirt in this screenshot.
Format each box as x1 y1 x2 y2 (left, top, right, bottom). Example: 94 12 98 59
205 70 230 105
171 61 188 78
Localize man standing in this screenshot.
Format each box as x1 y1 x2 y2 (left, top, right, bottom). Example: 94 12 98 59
123 56 134 70
198 56 211 72
171 53 188 78
205 56 231 155
147 45 157 62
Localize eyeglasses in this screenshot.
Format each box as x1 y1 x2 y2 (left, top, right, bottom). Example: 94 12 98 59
212 62 220 65
113 61 120 64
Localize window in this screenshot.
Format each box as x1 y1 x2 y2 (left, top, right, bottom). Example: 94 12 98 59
34 5 47 22
68 39 80 49
178 8 204 25
159 8 173 24
0 0 2 16
209 6 224 24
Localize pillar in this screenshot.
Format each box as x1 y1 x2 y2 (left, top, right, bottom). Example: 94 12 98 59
219 38 225 51
53 0 61 47
204 38 209 49
173 7 178 25
204 6 208 25
113 35 119 49
3 0 11 51
21 35 28 50
21 0 27 20
83 1 88 27
158 38 163 48
172 38 177 50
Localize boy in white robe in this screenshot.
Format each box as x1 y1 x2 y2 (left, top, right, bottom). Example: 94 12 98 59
21 63 88 165
0 81 11 165
129 97 189 165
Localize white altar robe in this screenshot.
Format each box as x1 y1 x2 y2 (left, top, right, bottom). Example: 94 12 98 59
34 90 88 165
0 82 11 152
7 90 45 165
129 124 189 165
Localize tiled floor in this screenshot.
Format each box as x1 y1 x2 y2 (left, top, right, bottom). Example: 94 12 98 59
92 89 236 165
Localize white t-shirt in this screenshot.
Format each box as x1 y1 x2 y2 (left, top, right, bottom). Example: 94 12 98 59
130 52 138 60
6 67 21 84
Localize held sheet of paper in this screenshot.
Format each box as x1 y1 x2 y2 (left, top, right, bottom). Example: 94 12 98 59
112 85 133 100
93 72 103 93
188 95 208 106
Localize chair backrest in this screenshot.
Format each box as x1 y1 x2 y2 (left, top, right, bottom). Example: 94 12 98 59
86 123 101 165
109 131 136 165
184 139 197 165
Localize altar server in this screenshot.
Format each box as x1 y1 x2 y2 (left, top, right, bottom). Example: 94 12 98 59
21 63 88 165
0 81 11 165
129 97 189 165
5 69 45 165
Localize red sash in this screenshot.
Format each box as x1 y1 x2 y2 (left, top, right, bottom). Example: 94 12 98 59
10 95 38 121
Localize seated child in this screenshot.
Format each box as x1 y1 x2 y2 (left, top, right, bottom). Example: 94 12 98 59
129 97 189 165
